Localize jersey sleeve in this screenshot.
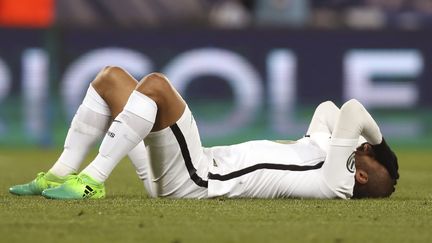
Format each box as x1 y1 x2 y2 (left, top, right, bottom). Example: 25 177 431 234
319 99 383 199
320 138 358 199
306 101 340 136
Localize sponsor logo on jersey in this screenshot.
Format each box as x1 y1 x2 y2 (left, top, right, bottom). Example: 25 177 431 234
346 152 356 173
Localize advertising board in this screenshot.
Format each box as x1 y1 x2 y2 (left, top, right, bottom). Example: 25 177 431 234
0 29 430 146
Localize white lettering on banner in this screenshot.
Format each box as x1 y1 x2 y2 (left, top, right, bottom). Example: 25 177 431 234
344 50 422 107
0 47 425 144
163 48 263 137
61 48 153 119
267 49 306 135
344 49 422 137
0 58 11 135
22 49 49 142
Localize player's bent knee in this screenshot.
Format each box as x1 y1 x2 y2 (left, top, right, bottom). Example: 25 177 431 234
100 66 127 83
136 72 172 100
145 72 168 81
92 66 127 89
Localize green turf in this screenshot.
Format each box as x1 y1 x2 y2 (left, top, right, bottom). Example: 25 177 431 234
0 148 431 243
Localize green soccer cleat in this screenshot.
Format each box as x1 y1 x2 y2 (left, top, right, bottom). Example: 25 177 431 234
42 173 105 200
9 172 73 196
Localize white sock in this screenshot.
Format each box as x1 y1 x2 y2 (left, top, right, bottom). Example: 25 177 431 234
128 142 155 197
128 142 148 181
49 85 110 177
82 91 157 183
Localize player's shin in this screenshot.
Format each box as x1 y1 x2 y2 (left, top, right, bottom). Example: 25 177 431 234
81 91 157 183
42 91 157 199
49 85 111 177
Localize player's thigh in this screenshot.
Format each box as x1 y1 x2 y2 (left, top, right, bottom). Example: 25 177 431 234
144 106 209 198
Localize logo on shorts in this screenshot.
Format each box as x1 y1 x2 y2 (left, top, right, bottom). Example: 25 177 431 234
346 152 356 173
107 131 115 138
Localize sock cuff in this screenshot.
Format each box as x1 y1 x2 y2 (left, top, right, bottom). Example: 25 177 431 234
123 91 157 122
83 85 111 116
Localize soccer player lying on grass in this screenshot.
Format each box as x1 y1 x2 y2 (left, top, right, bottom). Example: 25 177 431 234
10 66 399 200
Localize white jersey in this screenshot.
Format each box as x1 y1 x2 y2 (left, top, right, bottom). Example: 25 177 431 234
145 107 359 200
206 136 356 199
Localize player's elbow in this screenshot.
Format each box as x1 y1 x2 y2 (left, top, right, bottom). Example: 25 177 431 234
342 99 362 109
340 99 366 117
317 100 338 111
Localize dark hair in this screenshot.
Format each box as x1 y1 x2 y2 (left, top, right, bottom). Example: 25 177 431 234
352 162 396 199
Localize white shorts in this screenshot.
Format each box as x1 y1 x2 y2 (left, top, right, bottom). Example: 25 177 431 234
144 106 210 199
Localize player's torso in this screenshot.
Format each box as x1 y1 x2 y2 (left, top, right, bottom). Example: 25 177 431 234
205 138 330 198
208 138 326 167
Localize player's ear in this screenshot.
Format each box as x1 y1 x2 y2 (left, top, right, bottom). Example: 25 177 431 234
355 170 368 184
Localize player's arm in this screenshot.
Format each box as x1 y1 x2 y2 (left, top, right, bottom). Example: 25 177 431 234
306 101 340 136
321 99 384 198
331 99 398 178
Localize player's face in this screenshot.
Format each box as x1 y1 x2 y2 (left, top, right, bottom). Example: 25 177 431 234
355 143 376 168
354 143 385 173
353 143 395 198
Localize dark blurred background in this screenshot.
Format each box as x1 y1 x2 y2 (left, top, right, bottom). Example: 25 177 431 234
0 0 431 147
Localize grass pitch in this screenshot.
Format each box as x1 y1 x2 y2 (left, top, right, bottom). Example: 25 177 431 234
0 148 431 243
